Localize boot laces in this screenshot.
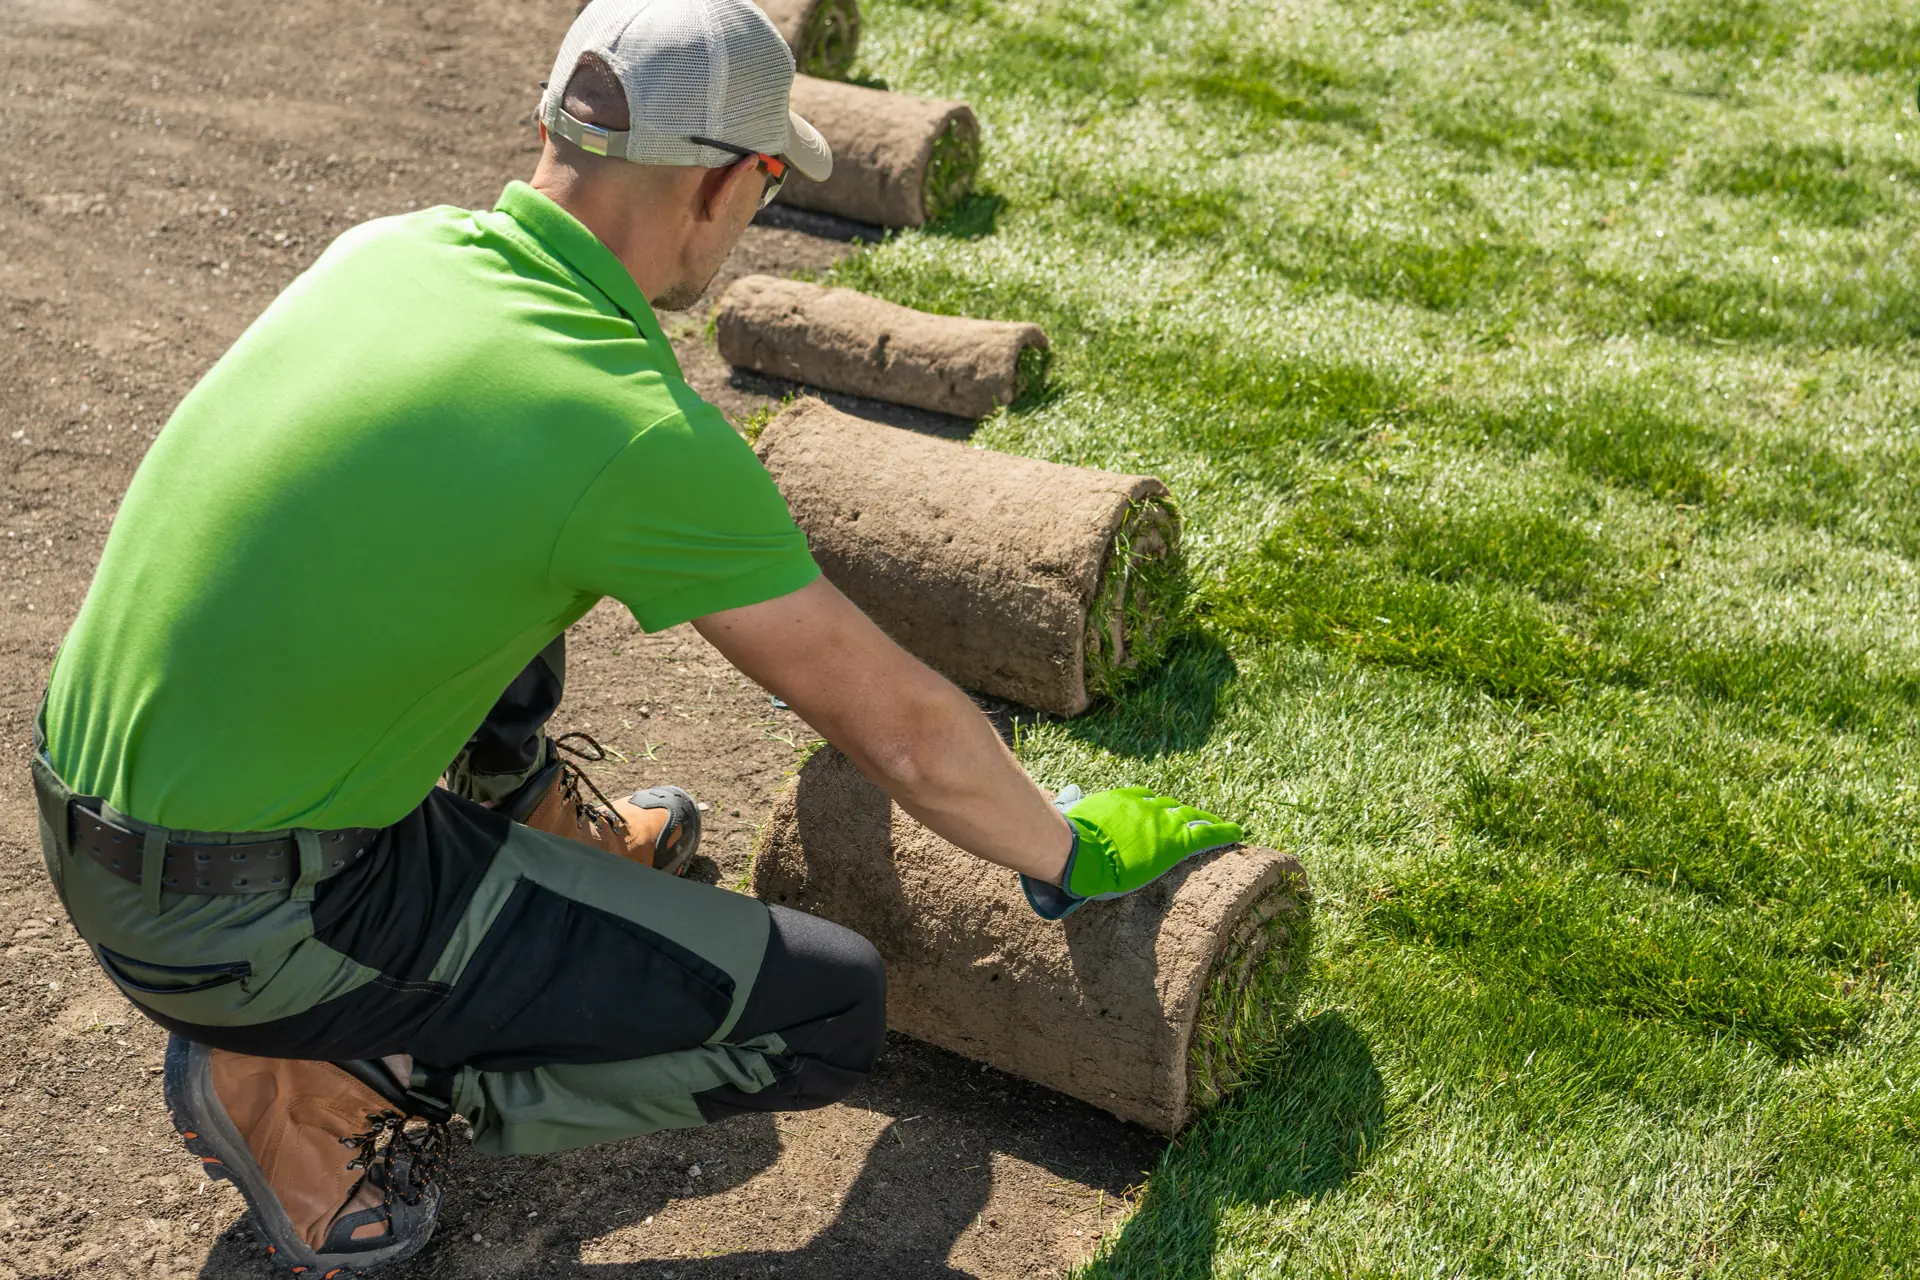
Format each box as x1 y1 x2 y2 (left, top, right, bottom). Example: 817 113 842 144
553 732 630 837
341 1110 448 1211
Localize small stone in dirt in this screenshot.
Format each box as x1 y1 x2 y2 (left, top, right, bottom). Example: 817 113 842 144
687 1164 702 1177
471 1233 483 1243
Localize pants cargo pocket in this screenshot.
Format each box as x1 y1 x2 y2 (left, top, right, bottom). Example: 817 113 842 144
408 877 736 1072
94 944 253 997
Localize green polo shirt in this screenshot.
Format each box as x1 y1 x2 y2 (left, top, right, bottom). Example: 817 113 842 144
43 182 818 833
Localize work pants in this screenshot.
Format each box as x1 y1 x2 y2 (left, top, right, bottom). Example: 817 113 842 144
31 636 887 1155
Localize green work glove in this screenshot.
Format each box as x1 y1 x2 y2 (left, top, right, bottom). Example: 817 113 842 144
1022 786 1245 920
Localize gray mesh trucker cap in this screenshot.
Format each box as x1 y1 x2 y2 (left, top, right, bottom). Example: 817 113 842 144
541 0 831 181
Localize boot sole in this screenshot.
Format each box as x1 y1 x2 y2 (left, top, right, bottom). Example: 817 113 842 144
628 785 701 877
162 1036 441 1277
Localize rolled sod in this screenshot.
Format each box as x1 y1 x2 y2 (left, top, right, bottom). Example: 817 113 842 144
775 76 980 227
753 398 1184 717
753 0 861 78
716 275 1049 420
753 746 1312 1134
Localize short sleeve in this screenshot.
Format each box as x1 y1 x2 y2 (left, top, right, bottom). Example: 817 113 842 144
550 406 820 631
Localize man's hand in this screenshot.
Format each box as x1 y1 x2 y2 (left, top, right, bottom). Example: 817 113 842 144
1022 786 1244 920
694 578 1075 883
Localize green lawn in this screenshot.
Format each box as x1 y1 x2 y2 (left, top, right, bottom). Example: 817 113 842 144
821 0 1920 1273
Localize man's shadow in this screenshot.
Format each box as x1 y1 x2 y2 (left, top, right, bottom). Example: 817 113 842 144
195 1010 1379 1278
556 1036 1165 1278
191 1033 1160 1279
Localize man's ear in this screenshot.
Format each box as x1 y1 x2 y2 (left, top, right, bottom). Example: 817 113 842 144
695 157 758 223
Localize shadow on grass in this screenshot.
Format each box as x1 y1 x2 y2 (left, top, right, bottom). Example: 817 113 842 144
1086 1011 1385 1280
926 192 1005 240
1053 630 1237 758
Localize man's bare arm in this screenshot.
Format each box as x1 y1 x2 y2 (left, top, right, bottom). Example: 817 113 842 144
693 577 1073 884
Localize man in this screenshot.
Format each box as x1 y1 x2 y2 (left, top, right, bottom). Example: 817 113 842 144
30 0 1243 1273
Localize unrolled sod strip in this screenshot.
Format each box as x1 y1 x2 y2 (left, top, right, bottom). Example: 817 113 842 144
775 76 980 227
754 398 1183 716
752 0 861 78
753 746 1312 1134
717 276 1049 420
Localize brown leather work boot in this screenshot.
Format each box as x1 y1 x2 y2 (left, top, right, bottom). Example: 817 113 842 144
165 1037 445 1276
504 734 701 875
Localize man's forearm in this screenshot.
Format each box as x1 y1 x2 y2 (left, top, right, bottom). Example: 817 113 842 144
846 681 1074 885
694 579 1074 883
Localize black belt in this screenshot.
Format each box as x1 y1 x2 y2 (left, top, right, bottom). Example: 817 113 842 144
70 805 380 895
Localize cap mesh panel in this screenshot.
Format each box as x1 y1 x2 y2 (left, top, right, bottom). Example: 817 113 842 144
543 0 798 169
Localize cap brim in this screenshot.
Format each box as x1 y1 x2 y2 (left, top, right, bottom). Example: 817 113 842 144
786 110 832 183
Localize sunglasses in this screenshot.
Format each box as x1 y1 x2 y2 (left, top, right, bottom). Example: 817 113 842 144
690 136 790 209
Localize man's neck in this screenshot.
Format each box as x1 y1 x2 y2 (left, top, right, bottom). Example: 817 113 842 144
529 158 686 305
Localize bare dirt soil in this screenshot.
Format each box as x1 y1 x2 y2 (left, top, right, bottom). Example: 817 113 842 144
0 0 1160 1274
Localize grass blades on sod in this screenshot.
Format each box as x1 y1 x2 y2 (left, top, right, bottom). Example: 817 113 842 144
795 0 862 79
1186 872 1316 1116
1085 497 1187 702
922 115 983 224
835 0 1919 1272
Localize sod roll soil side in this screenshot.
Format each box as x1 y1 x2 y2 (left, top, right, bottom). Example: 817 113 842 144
753 0 861 78
717 276 1048 420
753 746 1311 1134
775 76 980 227
753 398 1181 717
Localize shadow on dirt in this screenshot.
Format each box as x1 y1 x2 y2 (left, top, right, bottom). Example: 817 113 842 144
751 203 886 245
1086 1011 1385 1279
194 1035 1160 1279
725 366 980 440
576 1035 1158 1278
752 193 1009 245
